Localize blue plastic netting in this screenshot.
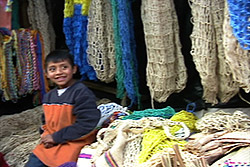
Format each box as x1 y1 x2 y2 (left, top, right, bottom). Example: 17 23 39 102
227 0 250 50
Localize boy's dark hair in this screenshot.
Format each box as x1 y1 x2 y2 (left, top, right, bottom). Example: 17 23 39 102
45 50 75 70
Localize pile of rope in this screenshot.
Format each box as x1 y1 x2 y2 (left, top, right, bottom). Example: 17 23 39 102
185 110 250 164
0 106 43 167
81 117 192 167
196 110 250 133
141 0 187 108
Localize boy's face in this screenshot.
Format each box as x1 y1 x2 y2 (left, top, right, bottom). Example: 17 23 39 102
46 60 77 89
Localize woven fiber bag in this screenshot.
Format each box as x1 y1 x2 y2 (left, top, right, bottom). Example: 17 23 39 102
141 0 187 107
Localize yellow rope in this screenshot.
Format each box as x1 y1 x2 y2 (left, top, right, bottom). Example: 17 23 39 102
137 128 187 164
170 110 198 135
64 0 91 18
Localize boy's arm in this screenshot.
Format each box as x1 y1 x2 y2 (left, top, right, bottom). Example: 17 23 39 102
52 89 101 144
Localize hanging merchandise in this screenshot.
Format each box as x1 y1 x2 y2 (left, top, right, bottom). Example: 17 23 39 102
227 0 250 50
0 28 18 101
0 28 48 104
0 0 12 30
223 1 250 94
63 0 97 81
110 0 125 100
189 0 240 105
87 0 116 83
110 0 141 107
27 0 56 56
141 0 187 108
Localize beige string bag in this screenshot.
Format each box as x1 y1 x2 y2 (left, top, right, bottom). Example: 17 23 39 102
87 0 116 83
27 0 56 56
213 0 239 103
141 0 187 108
189 0 240 105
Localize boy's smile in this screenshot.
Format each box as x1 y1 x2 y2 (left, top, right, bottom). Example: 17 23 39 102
46 60 77 89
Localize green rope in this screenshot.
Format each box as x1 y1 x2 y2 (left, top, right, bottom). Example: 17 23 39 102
110 0 125 99
122 106 176 120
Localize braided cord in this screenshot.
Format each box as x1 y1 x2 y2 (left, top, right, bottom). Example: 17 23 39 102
110 0 126 99
35 31 47 96
3 33 19 101
0 33 7 98
17 29 29 95
0 28 46 104
122 106 176 120
0 36 8 101
30 30 40 91
117 0 141 107
12 30 22 93
26 30 34 94
63 2 97 80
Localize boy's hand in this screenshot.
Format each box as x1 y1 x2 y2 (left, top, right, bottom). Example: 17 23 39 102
44 142 54 149
41 134 56 148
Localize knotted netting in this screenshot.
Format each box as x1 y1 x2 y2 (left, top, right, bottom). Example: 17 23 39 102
189 0 218 104
87 0 116 83
213 0 239 103
223 1 250 93
0 106 42 167
189 0 241 104
227 0 250 50
27 0 55 56
63 0 97 80
141 0 187 107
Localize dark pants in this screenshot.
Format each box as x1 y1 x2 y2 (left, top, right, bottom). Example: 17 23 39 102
25 153 47 167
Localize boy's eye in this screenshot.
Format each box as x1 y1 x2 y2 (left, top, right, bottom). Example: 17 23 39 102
48 67 55 72
62 65 68 70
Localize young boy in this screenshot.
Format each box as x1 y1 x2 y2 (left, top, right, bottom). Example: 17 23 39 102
25 50 101 167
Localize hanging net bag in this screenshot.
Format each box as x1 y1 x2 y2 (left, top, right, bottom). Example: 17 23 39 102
87 0 116 83
189 0 218 104
212 0 239 103
27 0 55 56
189 0 240 104
141 0 187 107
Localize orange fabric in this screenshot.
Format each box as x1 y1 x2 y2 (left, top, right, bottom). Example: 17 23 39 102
33 104 97 167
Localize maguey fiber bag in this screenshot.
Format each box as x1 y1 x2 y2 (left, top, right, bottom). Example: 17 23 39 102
141 0 187 107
